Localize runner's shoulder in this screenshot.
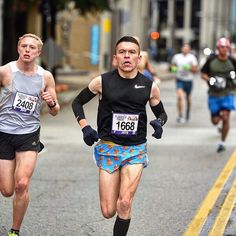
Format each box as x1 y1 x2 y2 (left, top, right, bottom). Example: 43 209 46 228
0 63 12 83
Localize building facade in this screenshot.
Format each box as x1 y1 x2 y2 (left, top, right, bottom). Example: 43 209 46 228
1 0 234 71
152 0 232 61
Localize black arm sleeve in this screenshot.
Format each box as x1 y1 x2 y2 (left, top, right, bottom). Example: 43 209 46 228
72 87 96 121
229 56 236 70
150 101 168 126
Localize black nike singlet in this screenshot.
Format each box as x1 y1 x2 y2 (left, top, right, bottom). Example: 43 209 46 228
97 69 153 146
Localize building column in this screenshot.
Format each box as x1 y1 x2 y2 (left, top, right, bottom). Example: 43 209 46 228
200 0 217 49
99 11 112 72
215 0 231 38
167 0 175 49
183 0 192 43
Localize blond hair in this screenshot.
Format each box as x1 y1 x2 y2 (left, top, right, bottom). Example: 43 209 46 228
18 33 43 50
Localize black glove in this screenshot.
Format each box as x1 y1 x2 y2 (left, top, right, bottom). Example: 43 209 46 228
227 71 236 89
150 119 163 139
208 76 226 91
82 125 99 146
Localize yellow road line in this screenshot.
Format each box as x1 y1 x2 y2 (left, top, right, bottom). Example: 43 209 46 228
208 178 236 236
184 150 236 236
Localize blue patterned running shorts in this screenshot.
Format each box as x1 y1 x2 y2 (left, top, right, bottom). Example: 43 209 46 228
93 140 148 173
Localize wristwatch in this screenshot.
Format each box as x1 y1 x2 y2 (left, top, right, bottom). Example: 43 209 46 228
48 100 57 109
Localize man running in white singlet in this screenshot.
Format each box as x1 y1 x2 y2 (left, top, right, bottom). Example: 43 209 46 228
0 33 60 236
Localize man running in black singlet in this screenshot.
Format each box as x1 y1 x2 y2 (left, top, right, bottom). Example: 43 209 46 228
72 36 167 236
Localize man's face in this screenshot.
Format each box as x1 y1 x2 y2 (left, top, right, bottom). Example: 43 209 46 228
182 44 190 55
218 45 230 56
113 42 141 72
17 37 41 62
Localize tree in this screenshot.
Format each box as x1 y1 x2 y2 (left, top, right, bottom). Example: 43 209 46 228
2 0 117 63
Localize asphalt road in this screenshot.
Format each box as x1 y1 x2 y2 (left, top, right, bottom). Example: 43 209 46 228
1 73 236 236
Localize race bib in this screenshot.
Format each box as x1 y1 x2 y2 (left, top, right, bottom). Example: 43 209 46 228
179 70 189 77
111 113 139 136
12 91 38 114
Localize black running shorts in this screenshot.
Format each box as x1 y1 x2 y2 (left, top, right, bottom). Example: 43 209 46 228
0 128 44 160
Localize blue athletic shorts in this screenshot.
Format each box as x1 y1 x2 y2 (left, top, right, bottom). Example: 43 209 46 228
233 94 236 110
93 141 148 173
176 79 193 95
208 94 235 116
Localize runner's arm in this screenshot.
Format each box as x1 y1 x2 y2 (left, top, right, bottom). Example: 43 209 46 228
201 72 210 82
0 64 11 87
149 83 168 126
72 76 101 129
42 70 60 116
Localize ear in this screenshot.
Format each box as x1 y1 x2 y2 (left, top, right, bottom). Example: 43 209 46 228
112 55 118 68
37 49 42 57
137 54 142 64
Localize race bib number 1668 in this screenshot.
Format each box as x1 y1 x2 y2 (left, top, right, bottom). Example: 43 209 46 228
111 113 139 136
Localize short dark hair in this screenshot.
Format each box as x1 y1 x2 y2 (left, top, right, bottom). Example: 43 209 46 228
116 36 140 47
115 36 140 52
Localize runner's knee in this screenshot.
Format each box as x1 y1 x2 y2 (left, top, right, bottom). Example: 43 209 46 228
1 188 14 197
117 197 131 215
15 177 29 193
101 206 116 219
211 116 220 125
221 111 230 121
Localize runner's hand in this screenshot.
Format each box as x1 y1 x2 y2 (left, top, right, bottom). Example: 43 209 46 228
150 119 163 139
82 125 99 146
183 63 191 71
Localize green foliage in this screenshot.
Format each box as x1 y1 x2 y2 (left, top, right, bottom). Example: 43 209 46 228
73 0 110 14
15 0 115 13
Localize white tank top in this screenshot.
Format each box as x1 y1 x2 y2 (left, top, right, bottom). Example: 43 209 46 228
0 61 45 134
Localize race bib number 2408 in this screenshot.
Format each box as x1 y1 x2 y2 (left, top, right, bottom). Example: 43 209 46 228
12 92 38 114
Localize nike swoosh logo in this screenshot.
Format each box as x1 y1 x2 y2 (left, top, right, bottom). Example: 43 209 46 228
134 84 145 89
